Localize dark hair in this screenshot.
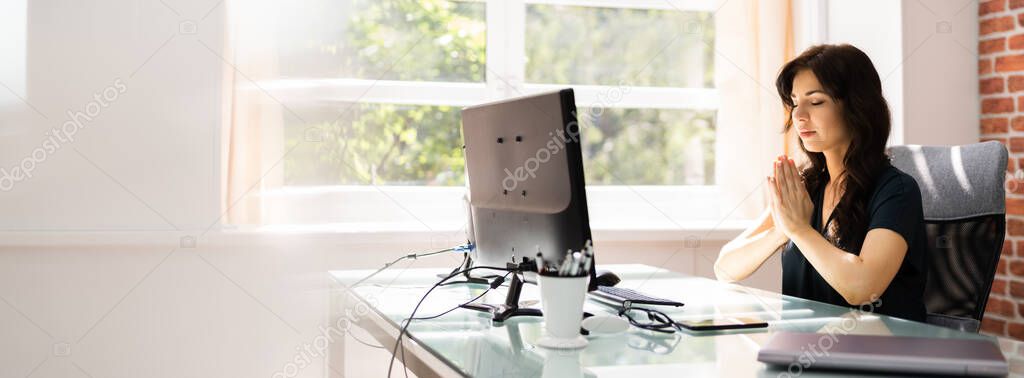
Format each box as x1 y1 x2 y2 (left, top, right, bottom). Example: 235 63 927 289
775 44 892 252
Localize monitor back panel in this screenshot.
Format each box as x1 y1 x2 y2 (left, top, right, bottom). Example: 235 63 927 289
461 89 591 268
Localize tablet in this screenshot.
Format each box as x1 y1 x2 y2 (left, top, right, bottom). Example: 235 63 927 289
676 317 768 331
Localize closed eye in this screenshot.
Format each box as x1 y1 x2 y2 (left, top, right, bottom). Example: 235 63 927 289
792 101 824 109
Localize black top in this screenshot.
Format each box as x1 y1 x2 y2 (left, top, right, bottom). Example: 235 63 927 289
781 164 928 322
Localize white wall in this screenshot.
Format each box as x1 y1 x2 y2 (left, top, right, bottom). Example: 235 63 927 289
0 0 222 231
0 2 305 377
900 0 980 146
0 242 334 378
824 0 979 147
825 0 906 145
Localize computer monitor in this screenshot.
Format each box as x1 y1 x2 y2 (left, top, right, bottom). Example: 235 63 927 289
460 88 596 288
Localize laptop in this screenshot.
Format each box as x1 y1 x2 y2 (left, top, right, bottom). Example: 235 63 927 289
758 332 1008 376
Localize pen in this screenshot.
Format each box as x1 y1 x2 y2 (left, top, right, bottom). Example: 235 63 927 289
585 242 595 274
558 251 572 276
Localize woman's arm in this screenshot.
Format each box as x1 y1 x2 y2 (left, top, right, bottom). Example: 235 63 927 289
769 156 907 305
713 208 790 283
788 227 907 305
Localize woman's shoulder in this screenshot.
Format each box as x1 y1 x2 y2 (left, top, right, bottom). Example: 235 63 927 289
871 163 922 202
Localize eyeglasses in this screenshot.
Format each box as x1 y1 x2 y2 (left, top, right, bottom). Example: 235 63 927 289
617 305 678 334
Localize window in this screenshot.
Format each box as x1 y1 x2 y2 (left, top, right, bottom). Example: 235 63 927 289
0 0 26 108
248 0 723 229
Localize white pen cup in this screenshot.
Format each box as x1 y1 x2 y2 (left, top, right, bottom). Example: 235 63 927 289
537 274 589 349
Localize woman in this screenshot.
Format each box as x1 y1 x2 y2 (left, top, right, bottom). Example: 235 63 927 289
713 44 928 322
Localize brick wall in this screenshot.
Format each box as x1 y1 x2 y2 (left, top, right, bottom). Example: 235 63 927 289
979 0 1024 339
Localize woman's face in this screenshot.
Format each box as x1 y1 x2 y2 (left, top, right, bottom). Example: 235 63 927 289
790 69 850 154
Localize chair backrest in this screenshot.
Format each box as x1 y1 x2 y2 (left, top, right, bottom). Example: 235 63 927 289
888 141 1007 330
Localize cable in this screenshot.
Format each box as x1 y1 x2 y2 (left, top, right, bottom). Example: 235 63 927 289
347 330 384 349
386 265 514 378
436 254 472 287
353 247 451 288
393 251 465 378
332 243 471 377
450 253 469 276
397 248 483 378
407 272 512 321
393 266 510 378
390 265 506 378
348 244 473 288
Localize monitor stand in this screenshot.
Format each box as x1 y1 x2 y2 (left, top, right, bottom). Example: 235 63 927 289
460 265 542 322
438 255 492 286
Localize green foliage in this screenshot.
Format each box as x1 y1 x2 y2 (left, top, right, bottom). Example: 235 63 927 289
341 0 485 82
525 5 714 88
285 103 466 186
284 0 716 186
578 107 716 185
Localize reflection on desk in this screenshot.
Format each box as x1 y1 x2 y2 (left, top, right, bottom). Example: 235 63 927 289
330 264 1018 377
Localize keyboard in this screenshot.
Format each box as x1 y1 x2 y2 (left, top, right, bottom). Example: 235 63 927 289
589 286 684 307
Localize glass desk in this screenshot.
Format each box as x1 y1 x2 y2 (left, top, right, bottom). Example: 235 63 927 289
329 264 1022 377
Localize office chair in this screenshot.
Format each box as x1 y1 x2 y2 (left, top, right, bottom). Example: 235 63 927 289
888 141 1008 333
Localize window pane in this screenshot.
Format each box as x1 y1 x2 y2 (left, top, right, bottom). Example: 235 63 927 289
284 104 714 187
285 103 466 186
276 0 486 82
525 5 714 88
0 0 25 103
578 107 716 185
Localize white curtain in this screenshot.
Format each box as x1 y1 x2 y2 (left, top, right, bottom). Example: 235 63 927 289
220 0 283 225
714 0 795 219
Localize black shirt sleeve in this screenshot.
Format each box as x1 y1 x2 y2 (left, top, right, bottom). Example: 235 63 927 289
867 172 924 248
